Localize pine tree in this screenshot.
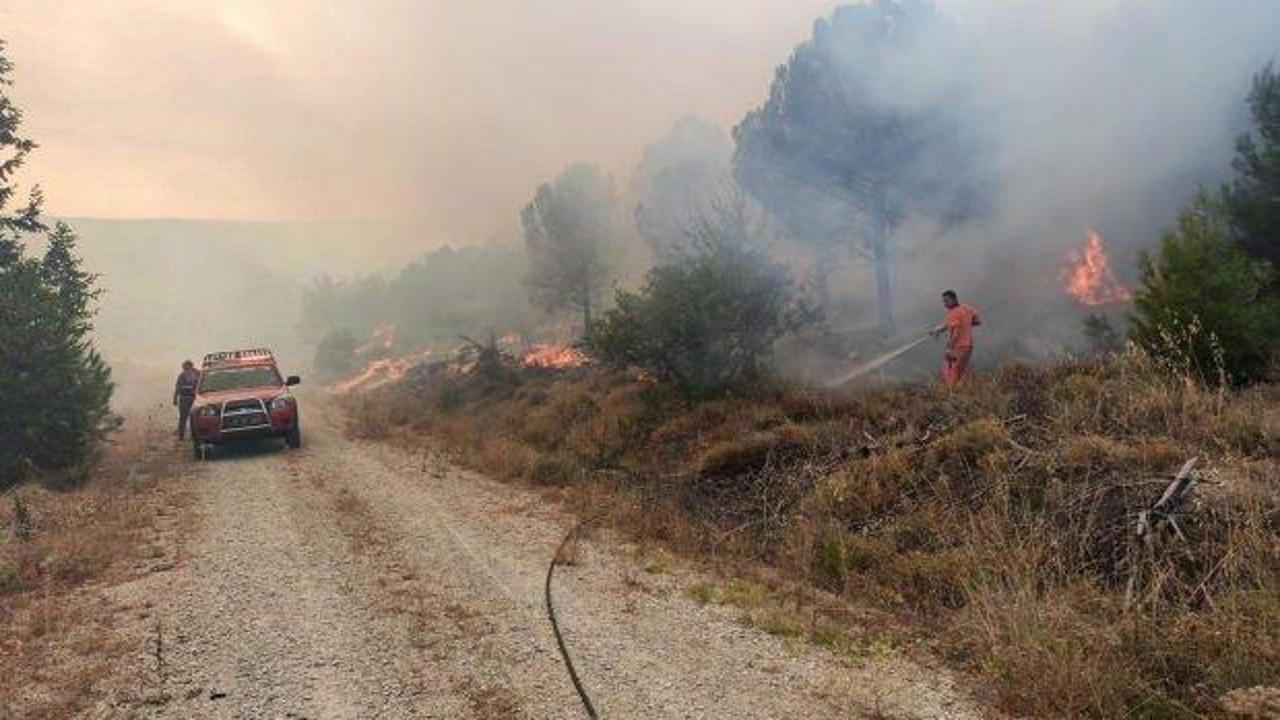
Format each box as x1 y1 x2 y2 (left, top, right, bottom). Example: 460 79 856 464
0 43 113 487
521 164 620 333
1223 63 1280 276
732 1 982 333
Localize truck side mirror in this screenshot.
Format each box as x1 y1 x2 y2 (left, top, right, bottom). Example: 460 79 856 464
286 375 301 386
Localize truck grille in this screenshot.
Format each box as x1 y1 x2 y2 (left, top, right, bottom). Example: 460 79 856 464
223 399 263 413
222 412 268 429
220 398 270 431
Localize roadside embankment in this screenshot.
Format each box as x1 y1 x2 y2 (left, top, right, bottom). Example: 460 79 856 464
345 352 1279 718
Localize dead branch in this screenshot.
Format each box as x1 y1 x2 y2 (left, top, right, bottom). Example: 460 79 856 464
1124 457 1200 610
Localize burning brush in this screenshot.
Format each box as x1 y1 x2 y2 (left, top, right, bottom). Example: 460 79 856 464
328 357 414 395
1064 229 1132 306
521 344 588 369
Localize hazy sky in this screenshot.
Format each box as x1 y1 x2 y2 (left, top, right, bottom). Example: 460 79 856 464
1 0 833 241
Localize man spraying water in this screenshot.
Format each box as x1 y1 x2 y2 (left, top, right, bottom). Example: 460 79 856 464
930 290 981 385
826 289 984 388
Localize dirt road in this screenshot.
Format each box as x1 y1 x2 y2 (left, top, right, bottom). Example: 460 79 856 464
105 404 984 719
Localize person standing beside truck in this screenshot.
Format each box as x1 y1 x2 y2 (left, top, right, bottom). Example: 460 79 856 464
173 359 200 439
930 290 981 386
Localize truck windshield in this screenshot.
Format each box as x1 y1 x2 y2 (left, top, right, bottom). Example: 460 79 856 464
200 366 281 393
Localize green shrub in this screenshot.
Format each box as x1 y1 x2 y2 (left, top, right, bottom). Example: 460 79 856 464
590 198 814 398
1129 196 1280 384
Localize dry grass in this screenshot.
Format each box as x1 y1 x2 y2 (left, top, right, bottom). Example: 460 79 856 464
0 413 189 718
345 351 1279 718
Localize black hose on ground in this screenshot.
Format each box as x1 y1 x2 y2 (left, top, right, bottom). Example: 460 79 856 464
545 517 600 719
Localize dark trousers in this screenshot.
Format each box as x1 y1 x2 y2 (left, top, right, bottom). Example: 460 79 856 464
177 396 195 439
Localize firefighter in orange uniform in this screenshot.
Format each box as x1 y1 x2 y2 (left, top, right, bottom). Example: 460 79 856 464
930 290 981 386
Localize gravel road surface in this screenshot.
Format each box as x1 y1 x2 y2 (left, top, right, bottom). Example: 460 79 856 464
107 404 985 719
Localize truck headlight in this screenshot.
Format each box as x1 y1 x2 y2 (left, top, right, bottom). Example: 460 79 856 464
269 396 291 411
196 405 220 418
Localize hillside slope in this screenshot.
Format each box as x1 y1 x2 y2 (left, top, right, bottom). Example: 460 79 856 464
350 352 1279 718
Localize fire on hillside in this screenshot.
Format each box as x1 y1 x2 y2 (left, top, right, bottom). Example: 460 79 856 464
520 344 587 369
329 340 587 396
1063 229 1132 306
328 357 414 395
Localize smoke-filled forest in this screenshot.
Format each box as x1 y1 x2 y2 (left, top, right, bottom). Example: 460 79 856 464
294 0 1279 387
2 2 1278 718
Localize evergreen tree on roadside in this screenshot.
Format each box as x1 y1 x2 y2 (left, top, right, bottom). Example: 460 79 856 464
0 41 114 487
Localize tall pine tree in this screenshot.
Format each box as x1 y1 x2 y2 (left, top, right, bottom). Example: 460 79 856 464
521 164 620 333
733 1 982 333
0 42 114 487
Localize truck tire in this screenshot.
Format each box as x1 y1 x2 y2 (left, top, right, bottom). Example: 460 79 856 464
286 422 302 449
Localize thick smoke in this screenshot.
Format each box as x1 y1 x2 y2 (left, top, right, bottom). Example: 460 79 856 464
62 218 420 408
818 0 1280 352
631 117 734 261
6 1 1278 392
2 0 831 241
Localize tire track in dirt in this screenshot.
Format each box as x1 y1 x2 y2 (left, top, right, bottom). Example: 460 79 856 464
296 460 541 719
297 423 587 718
126 441 466 719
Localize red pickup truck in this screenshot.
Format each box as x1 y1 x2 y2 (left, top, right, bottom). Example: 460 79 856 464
189 348 301 459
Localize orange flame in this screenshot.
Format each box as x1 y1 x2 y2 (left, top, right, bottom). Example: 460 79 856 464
328 357 411 395
521 344 587 369
1064 229 1132 305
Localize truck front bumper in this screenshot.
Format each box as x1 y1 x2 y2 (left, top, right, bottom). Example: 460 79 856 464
191 407 297 445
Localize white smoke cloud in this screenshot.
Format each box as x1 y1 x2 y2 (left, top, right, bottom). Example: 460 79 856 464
809 0 1279 348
